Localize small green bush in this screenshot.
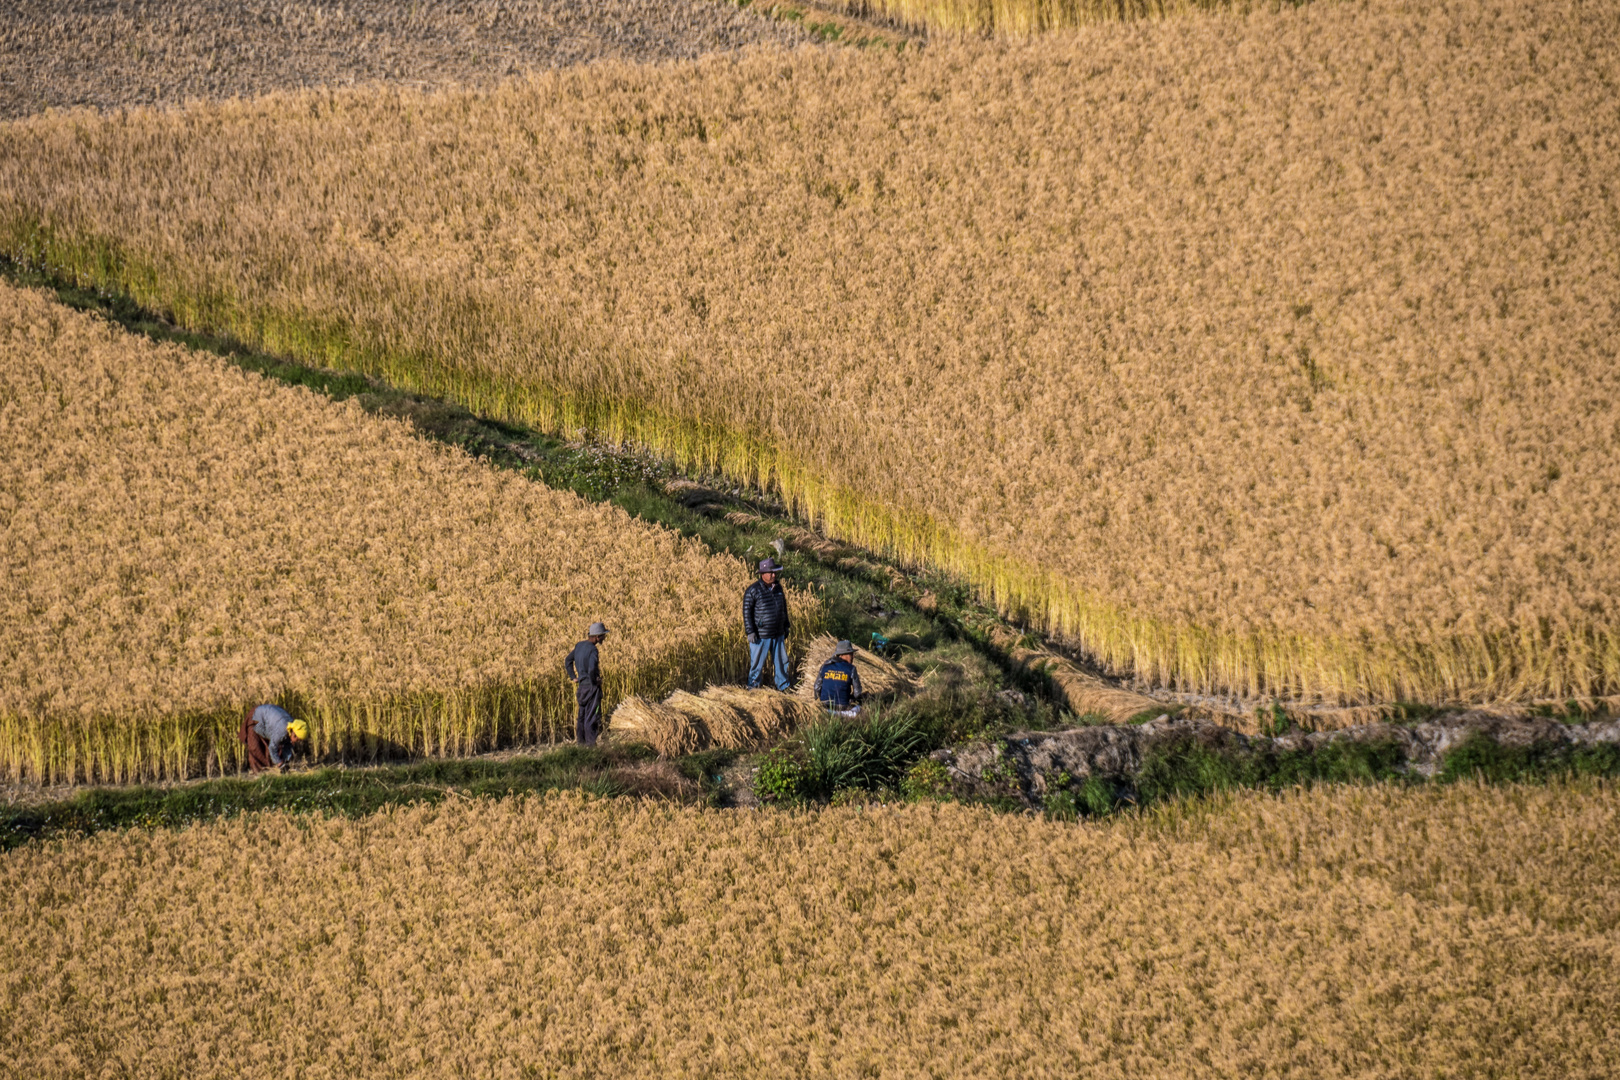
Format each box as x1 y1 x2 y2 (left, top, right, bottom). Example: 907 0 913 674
901 758 953 802
1043 789 1079 820
1257 702 1295 737
1264 737 1409 789
1133 732 1415 811
752 747 807 804
1135 737 1246 804
884 689 1004 747
1078 774 1115 816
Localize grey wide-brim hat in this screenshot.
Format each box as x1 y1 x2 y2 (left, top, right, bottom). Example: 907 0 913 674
757 557 785 574
833 640 855 656
586 622 610 637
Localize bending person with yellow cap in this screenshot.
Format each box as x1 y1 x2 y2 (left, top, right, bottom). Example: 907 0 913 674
239 704 309 773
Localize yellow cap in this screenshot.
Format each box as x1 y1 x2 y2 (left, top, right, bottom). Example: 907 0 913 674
288 719 309 741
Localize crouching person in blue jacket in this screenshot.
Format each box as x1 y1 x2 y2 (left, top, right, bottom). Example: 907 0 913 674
815 640 863 717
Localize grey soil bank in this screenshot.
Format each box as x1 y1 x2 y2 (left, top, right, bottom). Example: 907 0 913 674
0 0 808 120
937 713 1620 808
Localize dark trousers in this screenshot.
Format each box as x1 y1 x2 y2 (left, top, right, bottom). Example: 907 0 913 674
239 711 272 772
576 684 601 746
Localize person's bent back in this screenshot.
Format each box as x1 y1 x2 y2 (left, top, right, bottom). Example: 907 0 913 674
239 704 308 772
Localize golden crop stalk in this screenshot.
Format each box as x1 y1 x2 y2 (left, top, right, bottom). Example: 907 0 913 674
0 282 819 784
0 0 1614 706
2 781 1617 1076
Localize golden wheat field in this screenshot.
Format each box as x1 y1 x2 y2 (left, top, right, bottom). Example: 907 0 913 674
1 782 1615 1077
2 0 1616 707
0 282 808 784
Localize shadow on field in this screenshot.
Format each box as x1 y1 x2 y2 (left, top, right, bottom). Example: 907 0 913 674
1 743 705 851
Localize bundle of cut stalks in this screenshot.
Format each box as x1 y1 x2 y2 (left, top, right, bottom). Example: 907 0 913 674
1017 652 1163 724
980 619 1402 731
609 685 823 757
699 686 822 741
606 696 705 759
664 690 754 750
782 527 848 561
975 621 1161 724
795 634 917 701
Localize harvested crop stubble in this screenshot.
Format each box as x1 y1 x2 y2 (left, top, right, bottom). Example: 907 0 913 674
0 0 807 121
0 282 791 784
2 782 1618 1077
4 0 1618 705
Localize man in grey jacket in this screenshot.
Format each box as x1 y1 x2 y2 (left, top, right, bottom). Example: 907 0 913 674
565 622 609 746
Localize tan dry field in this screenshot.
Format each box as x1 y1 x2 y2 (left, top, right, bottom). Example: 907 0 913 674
2 782 1617 1077
2 0 1616 708
0 0 807 120
0 281 799 784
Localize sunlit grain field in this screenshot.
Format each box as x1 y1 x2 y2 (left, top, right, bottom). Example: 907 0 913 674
2 0 1615 708
831 0 1264 35
0 0 807 121
0 282 797 784
2 782 1615 1077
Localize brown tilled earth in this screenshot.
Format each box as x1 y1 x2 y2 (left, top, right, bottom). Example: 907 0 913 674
0 0 808 119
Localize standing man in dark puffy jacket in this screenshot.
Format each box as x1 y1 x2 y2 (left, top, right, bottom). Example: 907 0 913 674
743 557 793 692
565 622 609 746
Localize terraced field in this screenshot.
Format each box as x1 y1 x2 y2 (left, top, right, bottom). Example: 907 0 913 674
0 281 796 783
3 0 1613 706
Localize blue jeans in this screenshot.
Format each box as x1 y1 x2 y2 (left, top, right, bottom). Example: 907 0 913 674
748 637 792 692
